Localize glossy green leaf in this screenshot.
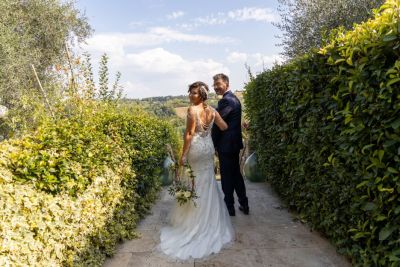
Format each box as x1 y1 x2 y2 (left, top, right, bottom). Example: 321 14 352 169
379 226 396 241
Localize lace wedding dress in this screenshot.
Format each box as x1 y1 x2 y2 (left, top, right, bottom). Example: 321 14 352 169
159 107 234 260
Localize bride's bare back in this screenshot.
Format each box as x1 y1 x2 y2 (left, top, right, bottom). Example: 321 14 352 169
189 105 227 134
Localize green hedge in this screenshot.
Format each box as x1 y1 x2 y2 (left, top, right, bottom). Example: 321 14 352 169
0 102 178 266
244 1 400 266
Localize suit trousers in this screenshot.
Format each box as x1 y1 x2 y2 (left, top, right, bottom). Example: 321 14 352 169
218 151 248 209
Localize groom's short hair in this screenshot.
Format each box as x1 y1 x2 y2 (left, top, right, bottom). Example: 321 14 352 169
213 73 229 86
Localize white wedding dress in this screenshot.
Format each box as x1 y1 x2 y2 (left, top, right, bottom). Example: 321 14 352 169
159 107 235 260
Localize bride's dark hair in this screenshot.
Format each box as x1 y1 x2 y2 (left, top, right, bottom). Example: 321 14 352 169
188 81 209 102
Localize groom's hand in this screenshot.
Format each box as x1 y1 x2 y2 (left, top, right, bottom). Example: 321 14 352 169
218 98 233 119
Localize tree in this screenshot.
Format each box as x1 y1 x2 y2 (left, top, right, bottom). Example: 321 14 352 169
84 53 123 101
275 0 385 59
0 0 91 108
98 53 110 100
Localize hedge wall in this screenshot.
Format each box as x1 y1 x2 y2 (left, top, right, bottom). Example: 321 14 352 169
244 1 400 266
0 102 179 266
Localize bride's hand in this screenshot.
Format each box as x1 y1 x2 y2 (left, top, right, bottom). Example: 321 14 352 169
174 168 180 181
179 155 186 166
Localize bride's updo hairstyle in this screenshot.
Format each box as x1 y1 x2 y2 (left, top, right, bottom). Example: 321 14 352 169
188 81 209 102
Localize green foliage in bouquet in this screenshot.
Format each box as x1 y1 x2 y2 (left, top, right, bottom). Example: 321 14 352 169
168 162 199 206
244 1 400 266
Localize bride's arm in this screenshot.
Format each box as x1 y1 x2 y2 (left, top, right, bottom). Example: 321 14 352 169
179 107 196 165
214 111 228 131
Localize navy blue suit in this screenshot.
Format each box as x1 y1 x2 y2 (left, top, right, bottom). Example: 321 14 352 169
212 91 248 209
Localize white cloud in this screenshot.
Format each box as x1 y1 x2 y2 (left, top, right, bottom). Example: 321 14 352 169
114 49 281 98
178 23 196 31
125 48 184 73
228 7 278 23
181 7 279 29
122 80 154 98
194 14 227 26
124 48 229 75
149 27 234 44
226 51 283 68
82 47 230 98
227 52 248 63
78 26 236 98
83 27 234 57
252 53 283 67
167 11 185 19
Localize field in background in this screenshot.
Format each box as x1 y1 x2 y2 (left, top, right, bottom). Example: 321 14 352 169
174 107 188 119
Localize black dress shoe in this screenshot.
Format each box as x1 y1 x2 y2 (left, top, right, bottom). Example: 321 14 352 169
227 207 235 216
239 205 249 215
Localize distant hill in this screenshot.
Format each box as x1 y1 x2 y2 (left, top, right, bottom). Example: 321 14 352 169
121 90 244 121
124 90 243 106
141 95 188 102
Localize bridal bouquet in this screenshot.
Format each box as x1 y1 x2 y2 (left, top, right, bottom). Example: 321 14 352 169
168 162 198 206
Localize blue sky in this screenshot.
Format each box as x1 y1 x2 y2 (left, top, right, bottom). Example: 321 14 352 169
76 0 283 98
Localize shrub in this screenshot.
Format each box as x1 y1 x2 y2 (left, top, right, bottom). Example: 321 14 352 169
0 101 178 266
0 157 128 266
244 1 400 266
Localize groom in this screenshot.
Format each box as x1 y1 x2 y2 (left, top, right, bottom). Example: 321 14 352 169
211 73 249 216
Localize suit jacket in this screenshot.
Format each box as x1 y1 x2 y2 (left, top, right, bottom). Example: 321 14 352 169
212 90 244 153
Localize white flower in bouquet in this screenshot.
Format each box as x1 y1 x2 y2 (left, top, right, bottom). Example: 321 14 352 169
168 162 198 206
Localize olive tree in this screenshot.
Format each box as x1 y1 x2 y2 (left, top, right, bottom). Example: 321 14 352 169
275 0 385 59
0 0 91 108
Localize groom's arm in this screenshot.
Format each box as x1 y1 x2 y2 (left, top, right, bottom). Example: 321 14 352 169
217 98 233 119
211 123 219 148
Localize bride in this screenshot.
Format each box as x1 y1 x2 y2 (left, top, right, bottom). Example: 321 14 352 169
159 81 235 260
